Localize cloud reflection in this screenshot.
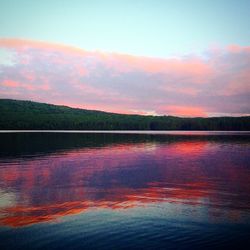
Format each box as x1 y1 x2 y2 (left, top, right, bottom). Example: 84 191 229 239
0 134 250 227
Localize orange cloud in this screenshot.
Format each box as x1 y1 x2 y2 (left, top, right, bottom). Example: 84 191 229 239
161 105 207 117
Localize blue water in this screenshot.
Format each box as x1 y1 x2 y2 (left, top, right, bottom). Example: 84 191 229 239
0 132 250 249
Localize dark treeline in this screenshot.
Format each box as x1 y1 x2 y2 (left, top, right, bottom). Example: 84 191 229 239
0 99 249 130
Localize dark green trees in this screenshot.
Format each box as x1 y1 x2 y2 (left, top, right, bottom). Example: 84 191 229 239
0 99 249 130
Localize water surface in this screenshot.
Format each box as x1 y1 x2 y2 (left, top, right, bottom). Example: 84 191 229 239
0 132 250 249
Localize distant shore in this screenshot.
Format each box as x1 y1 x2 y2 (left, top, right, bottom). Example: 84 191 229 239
1 99 250 131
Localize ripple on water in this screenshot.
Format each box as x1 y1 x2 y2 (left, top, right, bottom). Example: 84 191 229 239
0 132 250 249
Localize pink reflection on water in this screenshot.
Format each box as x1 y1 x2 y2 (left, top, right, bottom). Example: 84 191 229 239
0 140 250 227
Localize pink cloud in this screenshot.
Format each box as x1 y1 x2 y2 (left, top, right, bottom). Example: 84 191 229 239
0 38 250 117
95 52 212 85
227 44 250 53
1 79 50 91
160 105 207 117
0 38 89 56
2 80 20 87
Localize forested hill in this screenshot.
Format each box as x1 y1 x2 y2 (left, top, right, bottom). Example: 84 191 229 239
0 99 249 130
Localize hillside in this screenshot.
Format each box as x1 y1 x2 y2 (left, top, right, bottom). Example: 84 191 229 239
0 99 249 130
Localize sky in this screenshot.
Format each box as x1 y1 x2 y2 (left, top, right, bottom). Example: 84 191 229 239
0 0 250 116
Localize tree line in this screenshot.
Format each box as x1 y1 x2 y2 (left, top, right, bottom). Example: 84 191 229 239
0 99 249 130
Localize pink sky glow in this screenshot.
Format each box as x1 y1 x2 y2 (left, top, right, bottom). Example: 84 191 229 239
0 38 250 117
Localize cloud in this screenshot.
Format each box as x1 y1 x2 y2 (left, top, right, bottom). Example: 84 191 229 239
160 105 207 117
0 38 250 116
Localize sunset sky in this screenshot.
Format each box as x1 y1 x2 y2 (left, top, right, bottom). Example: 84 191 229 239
0 0 250 116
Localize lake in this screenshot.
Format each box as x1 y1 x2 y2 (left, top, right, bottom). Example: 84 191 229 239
0 131 250 250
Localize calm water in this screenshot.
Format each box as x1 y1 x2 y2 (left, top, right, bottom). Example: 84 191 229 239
0 131 250 250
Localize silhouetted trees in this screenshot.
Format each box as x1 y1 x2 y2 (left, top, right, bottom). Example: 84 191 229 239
0 99 249 131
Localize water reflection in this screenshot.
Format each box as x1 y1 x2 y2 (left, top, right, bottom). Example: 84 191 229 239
0 132 250 227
